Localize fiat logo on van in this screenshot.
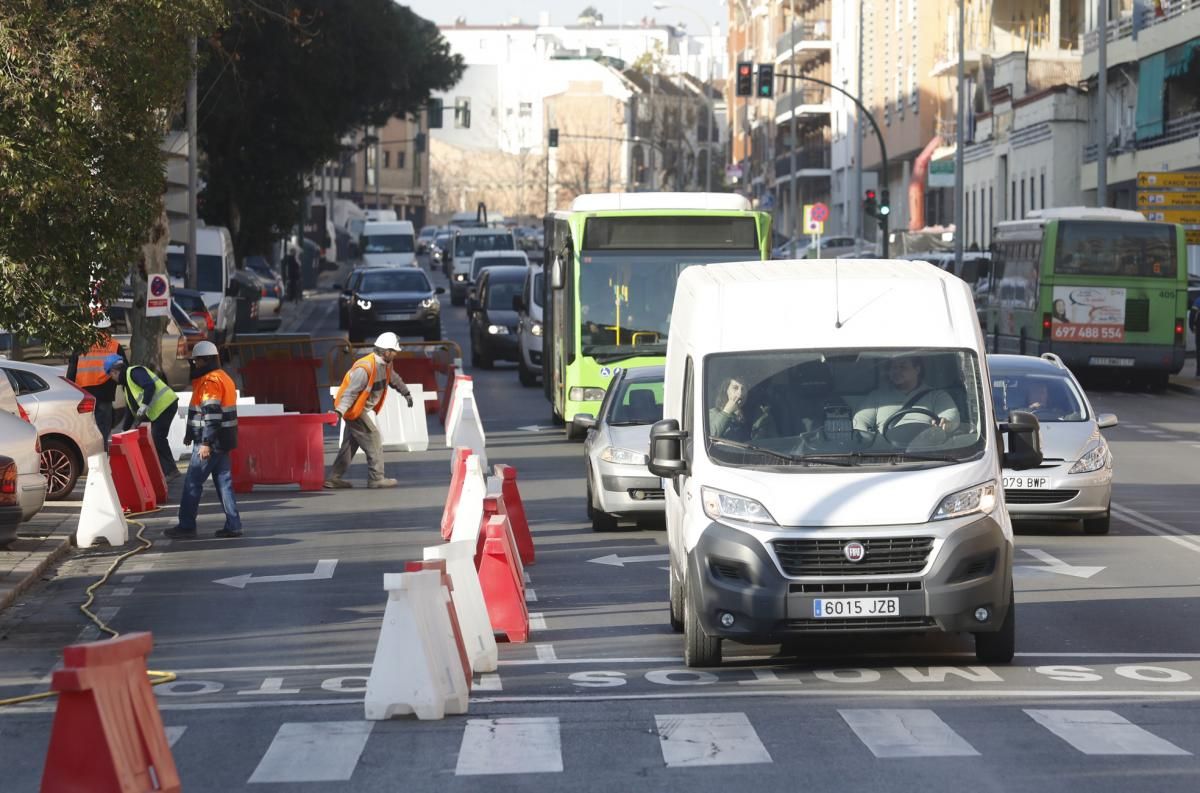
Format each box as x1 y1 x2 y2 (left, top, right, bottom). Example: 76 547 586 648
843 541 866 563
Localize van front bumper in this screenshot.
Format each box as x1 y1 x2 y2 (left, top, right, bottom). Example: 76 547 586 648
686 516 1011 643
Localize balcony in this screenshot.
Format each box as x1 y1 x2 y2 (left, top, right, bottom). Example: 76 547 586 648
774 148 832 181
775 20 832 66
774 87 832 125
1083 0 1200 53
1082 111 1200 163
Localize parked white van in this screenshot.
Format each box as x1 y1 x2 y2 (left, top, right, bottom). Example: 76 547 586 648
360 220 416 267
166 225 235 310
649 259 1043 667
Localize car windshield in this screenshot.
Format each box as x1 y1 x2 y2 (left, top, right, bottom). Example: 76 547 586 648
472 257 520 280
486 278 522 310
990 368 1088 422
607 378 663 425
363 234 414 254
703 348 987 468
457 233 513 257
360 271 430 293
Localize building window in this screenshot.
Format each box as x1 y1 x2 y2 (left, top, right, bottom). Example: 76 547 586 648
1011 181 1016 220
1029 176 1036 211
383 151 390 169
519 102 532 118
1020 177 1025 217
397 150 406 170
1040 172 1045 209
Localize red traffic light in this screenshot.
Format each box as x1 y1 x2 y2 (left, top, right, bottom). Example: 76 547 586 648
865 189 877 200
738 63 752 76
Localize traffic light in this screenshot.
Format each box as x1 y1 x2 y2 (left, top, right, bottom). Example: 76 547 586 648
736 62 753 97
427 98 443 129
548 128 559 148
757 64 774 99
878 189 891 218
863 189 878 218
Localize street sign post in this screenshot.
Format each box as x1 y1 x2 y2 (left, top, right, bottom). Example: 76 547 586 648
803 204 823 255
145 273 170 318
1138 172 1200 190
1136 191 1200 207
1142 210 1200 225
810 202 829 223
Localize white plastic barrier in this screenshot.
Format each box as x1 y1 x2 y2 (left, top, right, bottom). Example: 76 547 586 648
75 454 128 548
168 394 257 461
443 376 469 449
327 383 429 453
450 454 487 544
425 541 498 674
446 379 486 470
364 570 469 721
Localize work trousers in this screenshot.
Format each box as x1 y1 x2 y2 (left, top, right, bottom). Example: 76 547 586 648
149 409 178 476
330 414 385 482
176 446 242 532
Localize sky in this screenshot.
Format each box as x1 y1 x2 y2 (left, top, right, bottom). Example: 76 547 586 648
402 0 727 31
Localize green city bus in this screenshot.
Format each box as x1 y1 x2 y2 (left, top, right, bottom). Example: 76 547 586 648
982 207 1189 389
543 193 772 438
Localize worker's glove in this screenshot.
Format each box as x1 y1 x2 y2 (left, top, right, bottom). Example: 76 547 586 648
132 406 148 427
403 392 413 409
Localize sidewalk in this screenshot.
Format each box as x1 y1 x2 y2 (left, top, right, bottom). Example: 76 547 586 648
1170 356 1200 395
0 507 78 612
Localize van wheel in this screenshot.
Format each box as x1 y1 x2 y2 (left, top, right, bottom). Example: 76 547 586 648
974 587 1015 664
669 567 684 633
684 579 721 667
41 438 81 501
1083 511 1111 535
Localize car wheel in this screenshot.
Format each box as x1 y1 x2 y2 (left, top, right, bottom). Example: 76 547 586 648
518 358 537 387
973 586 1015 664
1082 511 1111 535
669 566 684 633
684 577 721 667
589 480 618 532
40 438 80 501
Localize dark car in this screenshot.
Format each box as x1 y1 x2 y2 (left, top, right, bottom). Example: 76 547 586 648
341 267 444 343
468 265 527 368
430 231 454 272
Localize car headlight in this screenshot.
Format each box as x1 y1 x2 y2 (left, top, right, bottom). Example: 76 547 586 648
600 446 647 465
487 324 509 335
1069 439 1110 474
530 321 543 337
701 487 776 526
932 481 997 521
420 297 438 309
568 386 606 402
356 298 372 310
455 273 467 281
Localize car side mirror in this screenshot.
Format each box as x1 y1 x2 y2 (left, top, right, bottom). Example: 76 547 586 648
435 286 446 295
572 413 596 432
647 418 689 478
1096 413 1118 429
1000 409 1043 471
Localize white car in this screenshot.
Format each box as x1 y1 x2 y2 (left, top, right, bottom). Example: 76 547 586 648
0 396 47 545
1 360 105 500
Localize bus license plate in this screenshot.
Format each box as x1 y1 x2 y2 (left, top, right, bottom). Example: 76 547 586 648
1088 356 1134 367
1003 476 1048 489
812 597 899 619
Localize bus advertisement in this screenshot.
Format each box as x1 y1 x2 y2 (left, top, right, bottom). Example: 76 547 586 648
543 194 771 438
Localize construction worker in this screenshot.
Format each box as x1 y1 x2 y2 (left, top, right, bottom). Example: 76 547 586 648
325 332 413 489
67 316 127 447
105 358 180 482
166 340 242 539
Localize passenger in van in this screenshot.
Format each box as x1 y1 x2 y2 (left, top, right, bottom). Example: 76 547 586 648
853 356 960 442
709 376 776 441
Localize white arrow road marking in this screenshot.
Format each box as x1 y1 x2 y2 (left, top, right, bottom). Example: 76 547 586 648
588 553 670 567
1016 548 1105 579
215 560 338 589
517 424 556 432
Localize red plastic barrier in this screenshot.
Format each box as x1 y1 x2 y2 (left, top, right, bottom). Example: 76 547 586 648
108 431 156 513
438 369 461 427
482 495 525 588
134 425 168 505
230 413 337 493
393 356 439 416
404 559 471 691
440 448 473 541
494 464 533 566
476 514 529 643
40 632 180 793
239 357 322 414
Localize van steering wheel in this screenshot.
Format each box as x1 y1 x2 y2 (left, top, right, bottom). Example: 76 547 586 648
880 406 942 446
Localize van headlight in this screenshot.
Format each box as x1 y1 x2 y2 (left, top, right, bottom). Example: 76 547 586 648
932 481 997 521
530 321 543 337
569 386 606 402
702 487 776 526
600 446 647 465
1069 439 1110 474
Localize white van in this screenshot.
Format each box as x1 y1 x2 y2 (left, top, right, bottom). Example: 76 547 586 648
167 225 235 310
649 259 1043 667
360 220 416 267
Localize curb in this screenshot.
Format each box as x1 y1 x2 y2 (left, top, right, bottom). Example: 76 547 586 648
0 535 72 613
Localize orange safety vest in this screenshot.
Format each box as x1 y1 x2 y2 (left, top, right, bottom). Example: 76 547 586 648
335 354 387 421
187 368 239 451
74 338 120 388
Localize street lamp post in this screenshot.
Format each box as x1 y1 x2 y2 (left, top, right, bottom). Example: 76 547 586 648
653 1 714 192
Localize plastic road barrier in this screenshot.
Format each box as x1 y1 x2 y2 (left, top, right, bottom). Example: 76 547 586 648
328 383 429 453
445 378 487 470
108 430 156 513
230 413 337 493
440 448 473 541
134 425 168 504
425 541 499 674
482 495 525 589
493 464 533 566
168 395 255 461
239 357 323 414
476 514 530 643
442 374 468 446
364 570 469 721
40 632 180 793
437 367 458 427
404 560 472 692
75 454 129 549
450 455 488 545
392 356 439 417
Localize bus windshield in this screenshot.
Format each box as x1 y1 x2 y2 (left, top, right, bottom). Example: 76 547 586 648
1053 221 1177 278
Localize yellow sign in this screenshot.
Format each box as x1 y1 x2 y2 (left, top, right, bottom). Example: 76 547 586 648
1137 191 1200 208
1141 209 1200 225
1186 229 1200 246
1138 172 1200 190
802 204 824 236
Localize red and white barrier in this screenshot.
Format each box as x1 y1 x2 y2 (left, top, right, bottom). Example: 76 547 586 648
445 377 487 469
440 448 473 541
493 464 534 566
450 454 487 544
423 542 498 674
476 514 530 643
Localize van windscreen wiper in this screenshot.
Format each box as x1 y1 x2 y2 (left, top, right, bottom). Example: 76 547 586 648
707 437 809 465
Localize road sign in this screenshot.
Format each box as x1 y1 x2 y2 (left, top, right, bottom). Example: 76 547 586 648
1138 171 1200 190
1137 191 1200 208
145 273 170 318
810 202 829 222
802 204 824 236
1186 229 1200 245
1142 210 1200 225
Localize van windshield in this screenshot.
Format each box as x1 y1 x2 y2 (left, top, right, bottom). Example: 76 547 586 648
456 234 514 257
363 234 414 254
167 252 225 294
704 348 986 468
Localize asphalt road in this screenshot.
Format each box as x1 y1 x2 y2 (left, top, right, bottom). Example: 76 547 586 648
2 261 1200 791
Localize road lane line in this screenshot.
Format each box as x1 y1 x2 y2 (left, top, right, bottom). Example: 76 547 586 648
655 712 772 767
475 673 503 691
120 575 144 584
455 717 562 775
1112 503 1200 554
164 726 187 748
840 709 979 757
109 587 134 597
248 721 374 783
529 612 548 631
1025 709 1191 755
536 644 557 662
525 588 538 602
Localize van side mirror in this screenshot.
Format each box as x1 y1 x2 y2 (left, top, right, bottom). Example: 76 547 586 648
647 418 689 478
1000 409 1043 470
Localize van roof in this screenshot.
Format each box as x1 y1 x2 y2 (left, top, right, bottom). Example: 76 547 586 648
362 220 414 232
456 227 513 236
569 192 752 212
676 259 981 353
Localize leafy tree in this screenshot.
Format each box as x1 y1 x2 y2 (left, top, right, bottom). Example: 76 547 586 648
198 0 464 260
0 0 222 354
578 6 604 25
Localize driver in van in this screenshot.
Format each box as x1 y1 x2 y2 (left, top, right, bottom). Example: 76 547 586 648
853 355 961 439
709 376 776 442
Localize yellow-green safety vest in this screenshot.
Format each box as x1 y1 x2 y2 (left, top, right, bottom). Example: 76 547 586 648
123 366 178 421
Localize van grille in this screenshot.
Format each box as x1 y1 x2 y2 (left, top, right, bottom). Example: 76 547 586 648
1005 489 1079 504
789 581 921 594
773 537 934 576
1124 298 1150 333
785 616 936 632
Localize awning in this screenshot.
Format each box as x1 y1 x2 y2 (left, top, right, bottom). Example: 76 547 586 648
1164 37 1200 79
1135 52 1165 140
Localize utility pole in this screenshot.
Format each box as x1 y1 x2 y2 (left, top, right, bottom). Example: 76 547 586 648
853 0 864 242
186 35 198 290
788 0 799 257
1096 0 1108 207
374 127 382 210
954 0 966 272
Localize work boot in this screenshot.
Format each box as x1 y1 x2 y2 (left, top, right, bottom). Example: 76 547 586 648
367 478 399 489
214 528 243 539
323 477 352 489
164 526 197 539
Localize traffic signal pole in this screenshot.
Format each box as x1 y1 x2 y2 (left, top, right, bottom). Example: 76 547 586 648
777 69 889 257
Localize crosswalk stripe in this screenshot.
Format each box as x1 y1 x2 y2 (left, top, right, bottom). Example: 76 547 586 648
655 712 772 767
840 709 979 758
248 721 375 783
164 726 187 748
1025 709 1191 756
455 717 562 775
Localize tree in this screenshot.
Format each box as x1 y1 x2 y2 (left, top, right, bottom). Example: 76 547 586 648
198 0 464 260
578 6 604 25
0 0 222 355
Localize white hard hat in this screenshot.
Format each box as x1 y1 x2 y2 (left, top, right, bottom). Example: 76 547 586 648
191 340 220 358
94 316 112 330
373 332 402 352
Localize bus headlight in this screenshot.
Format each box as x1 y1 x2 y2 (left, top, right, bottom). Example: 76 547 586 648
530 321 543 337
569 386 606 402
